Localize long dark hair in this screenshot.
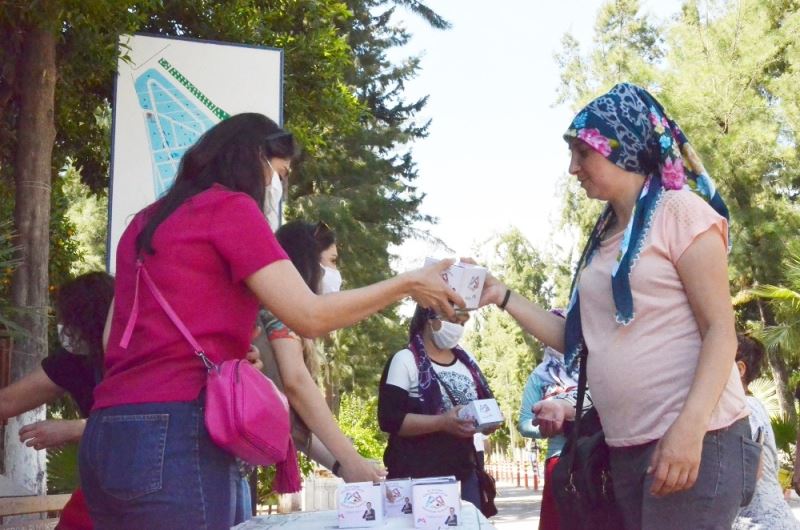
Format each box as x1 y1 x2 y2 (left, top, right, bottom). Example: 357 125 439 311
275 220 337 294
56 271 115 363
408 304 430 342
136 113 297 255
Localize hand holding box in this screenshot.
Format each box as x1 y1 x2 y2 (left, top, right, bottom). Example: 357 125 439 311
457 398 504 431
424 258 487 310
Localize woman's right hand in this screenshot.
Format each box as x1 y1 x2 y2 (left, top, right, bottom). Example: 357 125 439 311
479 272 508 308
404 260 465 319
532 399 574 437
340 455 387 483
459 258 507 308
439 406 477 438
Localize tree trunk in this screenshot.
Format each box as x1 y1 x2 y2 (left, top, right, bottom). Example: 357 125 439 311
5 23 57 495
754 298 796 425
767 348 797 425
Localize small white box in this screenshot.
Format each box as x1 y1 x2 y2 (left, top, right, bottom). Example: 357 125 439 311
458 398 504 431
424 258 487 310
384 478 413 518
337 482 384 528
411 476 461 528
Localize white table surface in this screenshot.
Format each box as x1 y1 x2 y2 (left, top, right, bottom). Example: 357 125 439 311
233 503 497 529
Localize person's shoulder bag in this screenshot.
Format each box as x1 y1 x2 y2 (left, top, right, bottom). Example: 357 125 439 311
550 348 623 529
120 260 301 493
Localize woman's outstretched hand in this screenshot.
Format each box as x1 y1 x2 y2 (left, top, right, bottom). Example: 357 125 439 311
458 258 506 308
340 455 387 483
532 399 574 437
19 419 86 450
647 416 703 497
405 259 465 320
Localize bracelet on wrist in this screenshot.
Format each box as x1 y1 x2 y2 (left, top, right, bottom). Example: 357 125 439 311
499 289 512 310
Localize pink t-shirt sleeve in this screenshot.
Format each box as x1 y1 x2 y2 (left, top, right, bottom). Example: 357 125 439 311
211 193 288 282
661 190 729 264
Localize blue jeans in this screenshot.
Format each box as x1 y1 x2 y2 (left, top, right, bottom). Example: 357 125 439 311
234 475 253 524
608 417 760 530
79 400 237 530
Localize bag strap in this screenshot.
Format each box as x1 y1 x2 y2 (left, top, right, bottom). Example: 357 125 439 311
119 260 217 371
562 347 589 479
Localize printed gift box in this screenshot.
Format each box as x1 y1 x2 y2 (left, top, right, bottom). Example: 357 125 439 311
458 398 504 431
337 481 385 528
424 258 487 310
411 476 461 528
384 478 413 518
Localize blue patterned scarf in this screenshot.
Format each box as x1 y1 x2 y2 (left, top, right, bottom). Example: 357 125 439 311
409 310 493 415
562 83 729 372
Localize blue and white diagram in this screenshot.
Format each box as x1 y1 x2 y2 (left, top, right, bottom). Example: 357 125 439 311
134 68 215 197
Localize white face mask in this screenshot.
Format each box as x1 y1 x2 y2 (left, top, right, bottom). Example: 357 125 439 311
57 324 75 353
264 168 283 231
320 265 343 294
430 320 464 350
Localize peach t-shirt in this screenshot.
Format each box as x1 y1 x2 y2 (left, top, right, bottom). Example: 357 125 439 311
578 189 747 447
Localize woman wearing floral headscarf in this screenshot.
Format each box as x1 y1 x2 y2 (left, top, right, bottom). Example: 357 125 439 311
480 83 759 529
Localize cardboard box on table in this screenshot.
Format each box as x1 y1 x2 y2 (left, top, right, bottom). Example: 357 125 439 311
424 258 487 310
384 478 413 519
411 476 461 528
458 398 504 431
337 482 384 528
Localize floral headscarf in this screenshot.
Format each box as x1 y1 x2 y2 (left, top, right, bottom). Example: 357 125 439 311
562 83 729 372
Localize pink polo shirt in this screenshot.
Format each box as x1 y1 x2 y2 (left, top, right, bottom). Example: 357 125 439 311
579 189 747 447
93 185 288 409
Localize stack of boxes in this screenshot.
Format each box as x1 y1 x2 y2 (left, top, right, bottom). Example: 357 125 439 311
336 477 463 528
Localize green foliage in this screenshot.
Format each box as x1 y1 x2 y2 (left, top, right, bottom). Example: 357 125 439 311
749 376 782 418
742 240 800 361
336 393 386 461
465 229 556 450
0 219 26 338
61 163 108 274
46 444 80 494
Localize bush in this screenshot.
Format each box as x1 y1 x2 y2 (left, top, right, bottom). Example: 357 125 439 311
337 393 386 461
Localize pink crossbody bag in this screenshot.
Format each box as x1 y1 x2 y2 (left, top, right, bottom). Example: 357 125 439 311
120 260 301 493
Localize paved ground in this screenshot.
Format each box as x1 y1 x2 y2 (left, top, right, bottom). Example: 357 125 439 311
490 484 800 529
491 486 542 529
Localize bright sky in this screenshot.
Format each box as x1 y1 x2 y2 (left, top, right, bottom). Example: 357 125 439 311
391 0 682 272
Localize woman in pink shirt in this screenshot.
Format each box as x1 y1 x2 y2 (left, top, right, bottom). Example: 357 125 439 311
79 113 463 530
479 84 758 529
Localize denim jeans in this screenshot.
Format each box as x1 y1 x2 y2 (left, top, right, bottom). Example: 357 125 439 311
79 400 238 530
608 417 760 530
234 475 253 524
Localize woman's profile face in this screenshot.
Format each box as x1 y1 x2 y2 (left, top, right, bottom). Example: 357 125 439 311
568 140 622 201
264 156 292 186
320 243 338 270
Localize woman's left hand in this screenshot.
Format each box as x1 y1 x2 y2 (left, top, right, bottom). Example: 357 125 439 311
648 416 704 497
246 326 264 370
246 344 263 371
19 419 85 450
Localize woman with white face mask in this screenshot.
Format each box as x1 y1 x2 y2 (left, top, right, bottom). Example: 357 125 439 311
378 305 497 509
256 219 384 485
